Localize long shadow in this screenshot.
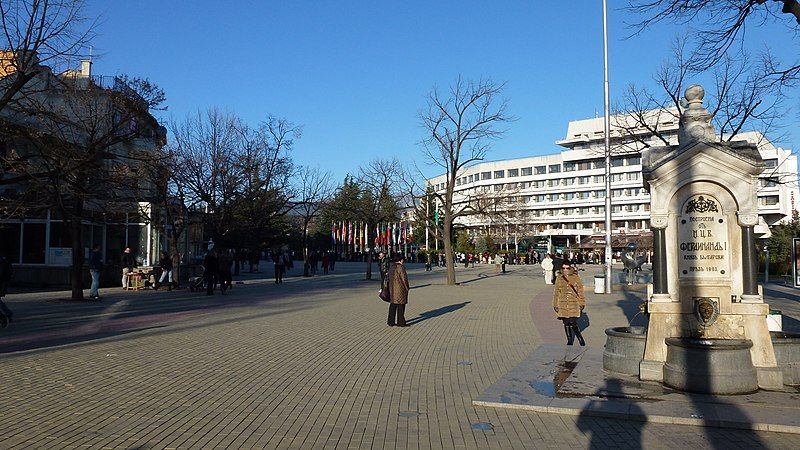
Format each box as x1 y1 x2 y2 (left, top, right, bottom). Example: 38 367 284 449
763 286 800 302
576 378 644 449
406 301 470 325
409 284 431 290
456 271 506 285
619 285 648 329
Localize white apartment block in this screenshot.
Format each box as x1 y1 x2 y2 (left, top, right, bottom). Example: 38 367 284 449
426 112 799 251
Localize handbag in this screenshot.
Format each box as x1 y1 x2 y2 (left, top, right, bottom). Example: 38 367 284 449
379 288 390 302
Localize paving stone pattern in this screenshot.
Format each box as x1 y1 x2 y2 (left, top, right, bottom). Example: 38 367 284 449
1 263 799 449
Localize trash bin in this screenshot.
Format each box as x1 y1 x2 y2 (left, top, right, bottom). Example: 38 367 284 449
594 275 605 294
767 309 783 332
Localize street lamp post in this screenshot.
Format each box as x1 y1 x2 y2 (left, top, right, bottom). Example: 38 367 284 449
602 0 613 294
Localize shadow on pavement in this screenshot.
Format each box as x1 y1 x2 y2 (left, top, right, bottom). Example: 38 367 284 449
407 301 470 325
456 272 505 285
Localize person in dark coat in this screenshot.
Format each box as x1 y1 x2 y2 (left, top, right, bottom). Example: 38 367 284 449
155 250 172 291
551 253 565 284
553 261 586 346
87 244 103 299
203 250 219 295
0 253 14 325
121 247 136 288
273 250 285 284
387 253 410 327
217 250 233 294
378 251 390 284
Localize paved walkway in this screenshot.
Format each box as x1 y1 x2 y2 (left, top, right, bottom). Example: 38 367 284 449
0 263 798 449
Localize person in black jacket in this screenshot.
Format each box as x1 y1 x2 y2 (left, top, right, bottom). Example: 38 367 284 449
87 244 103 299
155 250 172 291
121 247 136 289
0 253 13 326
203 250 219 295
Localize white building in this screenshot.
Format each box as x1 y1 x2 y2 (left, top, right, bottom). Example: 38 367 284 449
426 112 799 253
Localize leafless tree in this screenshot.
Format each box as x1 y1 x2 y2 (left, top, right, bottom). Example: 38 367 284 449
418 76 513 285
0 69 165 300
0 0 97 113
627 1 800 84
293 165 334 264
356 158 403 280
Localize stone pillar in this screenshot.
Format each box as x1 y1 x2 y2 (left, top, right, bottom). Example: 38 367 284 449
738 212 760 302
650 214 670 300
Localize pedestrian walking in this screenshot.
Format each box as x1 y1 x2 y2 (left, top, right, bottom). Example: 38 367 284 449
500 254 506 273
155 250 172 291
0 253 14 326
425 252 432 271
87 244 103 299
387 253 410 327
121 247 136 289
553 261 586 346
322 253 330 274
541 253 554 285
203 249 219 295
378 251 390 285
218 250 233 294
273 250 285 283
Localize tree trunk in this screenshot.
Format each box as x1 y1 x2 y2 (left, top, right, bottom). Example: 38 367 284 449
365 251 373 280
69 199 85 301
444 218 456 285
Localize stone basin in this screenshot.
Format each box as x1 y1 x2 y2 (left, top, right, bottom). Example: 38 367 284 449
771 331 800 386
603 327 647 376
664 338 758 395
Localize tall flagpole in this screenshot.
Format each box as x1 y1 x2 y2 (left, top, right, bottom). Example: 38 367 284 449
602 0 613 294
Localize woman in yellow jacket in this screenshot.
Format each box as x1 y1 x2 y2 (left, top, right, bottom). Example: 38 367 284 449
553 260 586 346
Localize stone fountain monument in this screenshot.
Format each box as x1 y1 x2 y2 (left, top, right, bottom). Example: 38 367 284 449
638 85 783 393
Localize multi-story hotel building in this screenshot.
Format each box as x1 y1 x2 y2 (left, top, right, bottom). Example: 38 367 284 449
426 112 799 253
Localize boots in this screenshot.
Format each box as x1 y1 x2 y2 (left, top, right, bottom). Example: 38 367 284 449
571 323 586 346
564 323 575 346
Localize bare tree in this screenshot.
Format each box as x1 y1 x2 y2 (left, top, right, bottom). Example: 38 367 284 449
356 158 403 280
0 0 96 113
418 77 513 285
627 1 800 84
293 165 334 268
0 68 165 300
611 39 785 157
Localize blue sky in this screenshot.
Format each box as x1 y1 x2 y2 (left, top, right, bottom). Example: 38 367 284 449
84 1 797 181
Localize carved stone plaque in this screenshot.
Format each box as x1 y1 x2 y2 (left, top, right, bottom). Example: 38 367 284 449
677 194 730 279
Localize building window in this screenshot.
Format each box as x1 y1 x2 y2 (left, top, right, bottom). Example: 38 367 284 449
764 159 778 168
609 173 623 182
564 192 575 200
627 156 641 166
760 196 780 206
535 194 546 202
626 172 640 181
21 223 46 264
456 178 462 186
595 190 606 198
481 171 492 180
593 160 606 169
577 161 591 171
611 189 624 197
0 223 21 263
521 167 533 176
563 178 575 186
549 193 560 201
508 168 519 177
564 162 576 172
549 164 561 173
506 183 517 190
578 176 590 185
593 175 605 184
494 170 505 179
547 179 559 187
535 180 546 188
535 165 547 175
761 178 777 188
611 156 625 167
494 184 503 192
578 191 591 199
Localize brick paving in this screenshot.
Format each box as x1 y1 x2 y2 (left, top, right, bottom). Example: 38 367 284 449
1 262 799 449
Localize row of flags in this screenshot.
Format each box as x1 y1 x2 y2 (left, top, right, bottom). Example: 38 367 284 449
331 221 414 248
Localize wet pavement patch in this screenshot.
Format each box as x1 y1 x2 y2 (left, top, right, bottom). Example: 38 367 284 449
457 360 473 366
398 411 419 418
471 422 493 431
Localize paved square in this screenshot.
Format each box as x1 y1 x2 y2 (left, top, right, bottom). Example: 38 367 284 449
1 263 799 449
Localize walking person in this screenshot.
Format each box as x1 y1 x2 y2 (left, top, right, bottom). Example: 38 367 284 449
322 253 330 275
121 247 136 289
0 253 14 326
203 249 219 295
425 252 432 271
273 250 285 284
378 251 390 285
541 253 554 285
553 261 586 346
155 250 172 291
218 250 233 294
387 253 410 327
87 244 103 300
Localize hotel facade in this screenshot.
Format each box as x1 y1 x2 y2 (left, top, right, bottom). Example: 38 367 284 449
426 113 799 253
